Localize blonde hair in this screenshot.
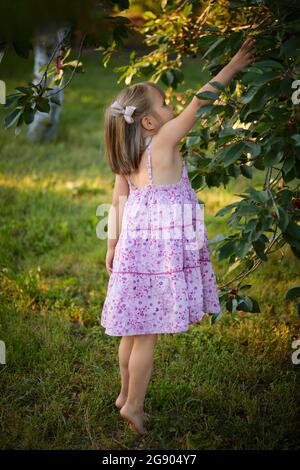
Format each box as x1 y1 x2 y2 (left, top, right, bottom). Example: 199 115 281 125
104 81 165 176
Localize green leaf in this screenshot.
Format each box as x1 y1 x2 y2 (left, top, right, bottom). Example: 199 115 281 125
209 233 226 244
196 158 211 169
246 187 270 204
201 25 220 33
226 297 238 313
235 239 252 258
4 107 23 128
278 189 293 207
278 207 290 231
209 80 225 91
211 105 227 116
252 238 267 261
291 245 300 260
223 142 245 167
161 70 174 86
4 93 21 108
23 107 35 124
253 60 285 71
186 135 201 146
285 286 300 301
195 104 213 116
237 296 253 312
50 96 61 106
239 284 252 291
219 240 236 260
196 104 226 117
247 296 260 313
264 150 284 167
291 134 300 146
197 35 220 50
244 141 261 158
195 91 219 101
240 164 253 179
15 86 32 95
228 163 241 178
282 155 296 175
215 201 239 216
244 219 257 233
286 220 300 240
255 122 270 132
202 37 226 59
281 36 300 57
144 10 157 19
182 3 192 17
173 69 184 83
237 204 258 216
240 86 261 104
242 70 279 85
35 97 50 113
210 311 224 324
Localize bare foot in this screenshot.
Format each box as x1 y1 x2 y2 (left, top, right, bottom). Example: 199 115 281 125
115 396 149 422
115 393 127 409
120 404 149 437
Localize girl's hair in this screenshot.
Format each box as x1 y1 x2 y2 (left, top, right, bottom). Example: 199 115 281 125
104 81 165 176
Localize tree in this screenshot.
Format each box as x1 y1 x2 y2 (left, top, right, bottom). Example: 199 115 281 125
0 0 132 139
26 22 71 142
106 0 300 322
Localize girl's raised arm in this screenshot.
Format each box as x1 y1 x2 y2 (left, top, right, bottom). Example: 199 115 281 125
157 37 257 147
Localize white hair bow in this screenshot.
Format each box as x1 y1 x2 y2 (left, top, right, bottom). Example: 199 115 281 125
110 100 136 124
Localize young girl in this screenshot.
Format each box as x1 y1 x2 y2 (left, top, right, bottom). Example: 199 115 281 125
100 37 257 437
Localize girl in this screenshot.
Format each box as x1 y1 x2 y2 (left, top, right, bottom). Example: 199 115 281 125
100 37 257 437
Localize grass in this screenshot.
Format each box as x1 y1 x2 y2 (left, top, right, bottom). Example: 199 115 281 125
0 49 299 450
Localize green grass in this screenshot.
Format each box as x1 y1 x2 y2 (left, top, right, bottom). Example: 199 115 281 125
0 49 299 450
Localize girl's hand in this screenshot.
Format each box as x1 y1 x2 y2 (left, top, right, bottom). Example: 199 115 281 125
106 247 115 276
229 37 258 73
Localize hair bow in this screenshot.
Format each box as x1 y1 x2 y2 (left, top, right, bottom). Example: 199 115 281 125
110 100 136 124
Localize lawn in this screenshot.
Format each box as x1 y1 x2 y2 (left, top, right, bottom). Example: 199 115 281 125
0 48 299 450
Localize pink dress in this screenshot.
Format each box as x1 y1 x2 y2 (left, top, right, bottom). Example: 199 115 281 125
100 139 222 336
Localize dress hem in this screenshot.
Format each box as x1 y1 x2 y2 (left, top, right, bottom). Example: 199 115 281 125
100 309 222 336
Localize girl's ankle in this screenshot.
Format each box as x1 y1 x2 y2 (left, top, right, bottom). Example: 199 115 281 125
124 401 144 414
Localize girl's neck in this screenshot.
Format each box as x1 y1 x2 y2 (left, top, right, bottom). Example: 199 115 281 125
144 135 153 147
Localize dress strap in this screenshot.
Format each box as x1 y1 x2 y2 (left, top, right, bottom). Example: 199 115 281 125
125 175 133 187
182 158 188 178
147 140 153 186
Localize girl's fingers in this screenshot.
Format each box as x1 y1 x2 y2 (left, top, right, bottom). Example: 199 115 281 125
245 48 257 59
242 38 256 51
241 38 252 49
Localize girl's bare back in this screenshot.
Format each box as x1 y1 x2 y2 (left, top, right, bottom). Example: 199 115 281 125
128 134 184 189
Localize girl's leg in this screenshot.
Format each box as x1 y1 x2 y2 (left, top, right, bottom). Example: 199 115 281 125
115 335 134 409
120 333 158 436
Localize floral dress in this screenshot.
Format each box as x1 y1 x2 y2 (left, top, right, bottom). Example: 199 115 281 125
100 138 222 336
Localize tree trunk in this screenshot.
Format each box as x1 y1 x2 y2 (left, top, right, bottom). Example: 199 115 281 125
27 22 70 142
